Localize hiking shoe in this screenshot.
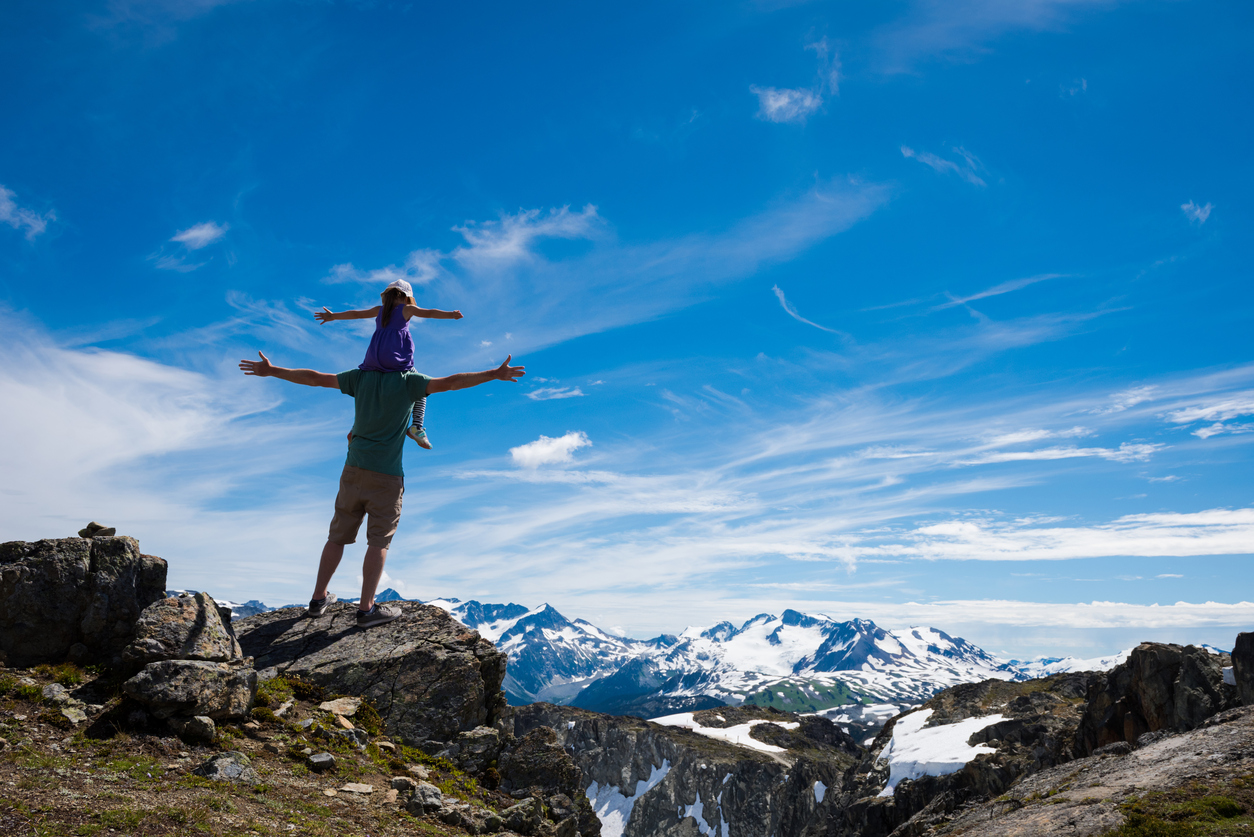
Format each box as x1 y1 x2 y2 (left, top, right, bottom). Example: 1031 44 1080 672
357 603 402 629
306 592 337 617
407 425 432 449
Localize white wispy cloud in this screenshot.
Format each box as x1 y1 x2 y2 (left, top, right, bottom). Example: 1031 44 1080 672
901 145 987 187
959 442 1162 465
751 86 823 124
1164 392 1254 438
152 219 230 271
933 274 1061 310
771 285 845 334
171 220 229 250
750 38 841 125
326 248 442 287
452 205 602 270
510 431 592 467
1094 385 1159 415
525 387 585 401
0 185 56 240
1181 200 1213 225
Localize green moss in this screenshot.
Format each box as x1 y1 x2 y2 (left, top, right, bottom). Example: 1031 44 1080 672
14 684 43 702
288 677 326 702
0 675 16 697
37 709 74 731
1106 778 1254 837
252 706 279 723
354 700 384 736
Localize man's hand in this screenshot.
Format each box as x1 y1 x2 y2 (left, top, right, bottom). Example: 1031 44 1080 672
315 308 336 325
239 351 274 377
494 355 525 382
239 352 339 388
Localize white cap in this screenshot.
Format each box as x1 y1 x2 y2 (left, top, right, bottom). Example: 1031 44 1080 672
383 278 413 297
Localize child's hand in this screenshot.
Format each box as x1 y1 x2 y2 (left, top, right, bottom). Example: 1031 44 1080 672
451 310 463 319
315 307 335 325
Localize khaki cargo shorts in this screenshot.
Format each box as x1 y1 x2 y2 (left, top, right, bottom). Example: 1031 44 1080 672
327 465 404 547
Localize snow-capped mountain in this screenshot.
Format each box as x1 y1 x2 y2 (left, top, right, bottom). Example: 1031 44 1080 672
222 589 1133 737
426 599 639 705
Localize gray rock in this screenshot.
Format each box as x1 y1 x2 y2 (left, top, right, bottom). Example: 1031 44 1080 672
193 751 259 785
236 602 506 745
501 797 544 836
390 775 419 792
308 752 336 772
122 659 256 720
41 683 68 704
315 725 369 750
1092 741 1133 756
167 715 216 744
60 707 87 725
122 592 243 671
441 725 502 774
0 536 167 667
1234 632 1254 706
405 781 444 814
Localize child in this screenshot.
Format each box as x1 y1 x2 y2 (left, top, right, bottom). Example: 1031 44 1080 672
315 278 462 448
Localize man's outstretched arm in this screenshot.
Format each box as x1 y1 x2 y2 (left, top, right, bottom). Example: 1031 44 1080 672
427 355 525 394
239 352 339 388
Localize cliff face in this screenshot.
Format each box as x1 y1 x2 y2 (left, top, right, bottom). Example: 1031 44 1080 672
511 704 859 837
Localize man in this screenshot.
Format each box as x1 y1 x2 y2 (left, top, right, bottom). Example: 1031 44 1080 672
239 350 525 628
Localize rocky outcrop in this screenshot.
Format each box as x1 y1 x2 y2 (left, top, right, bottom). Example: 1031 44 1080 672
512 703 858 837
1076 642 1239 754
122 591 243 671
0 535 167 668
1233 632 1254 706
829 672 1098 837
918 705 1254 837
120 590 257 729
235 601 507 745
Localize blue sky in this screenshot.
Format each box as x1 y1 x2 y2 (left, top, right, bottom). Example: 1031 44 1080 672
2 0 1251 659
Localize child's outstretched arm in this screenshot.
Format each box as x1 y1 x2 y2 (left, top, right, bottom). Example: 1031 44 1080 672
315 306 380 325
404 304 463 320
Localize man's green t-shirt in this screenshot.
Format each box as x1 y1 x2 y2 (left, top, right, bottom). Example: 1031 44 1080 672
337 369 431 477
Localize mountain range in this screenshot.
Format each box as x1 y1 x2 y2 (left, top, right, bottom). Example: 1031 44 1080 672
199 589 1127 739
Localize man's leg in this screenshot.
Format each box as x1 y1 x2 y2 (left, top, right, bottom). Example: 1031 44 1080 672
358 544 388 613
313 541 345 601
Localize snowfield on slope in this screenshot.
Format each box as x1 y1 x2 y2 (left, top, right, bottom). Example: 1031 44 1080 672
876 709 1006 796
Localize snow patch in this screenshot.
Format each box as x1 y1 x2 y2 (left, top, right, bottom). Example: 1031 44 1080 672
876 709 1004 796
651 713 799 754
814 780 827 804
586 760 671 837
681 791 717 837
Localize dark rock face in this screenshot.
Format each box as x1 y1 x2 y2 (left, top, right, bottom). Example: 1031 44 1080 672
499 726 583 797
1233 632 1254 706
235 601 507 745
512 703 853 837
0 536 167 668
830 673 1099 837
1076 642 1238 755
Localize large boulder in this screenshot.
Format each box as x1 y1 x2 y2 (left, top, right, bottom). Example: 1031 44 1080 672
0 536 167 668
1234 632 1254 706
123 659 256 720
1076 642 1238 754
235 601 507 745
497 726 582 796
122 592 242 671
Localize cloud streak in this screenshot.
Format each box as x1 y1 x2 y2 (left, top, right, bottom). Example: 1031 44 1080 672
772 285 845 334
0 185 55 240
901 145 987 187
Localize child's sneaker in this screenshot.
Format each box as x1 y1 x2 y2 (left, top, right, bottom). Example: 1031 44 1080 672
407 425 432 449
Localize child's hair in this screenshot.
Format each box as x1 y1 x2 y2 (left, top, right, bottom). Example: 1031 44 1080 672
380 288 416 323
